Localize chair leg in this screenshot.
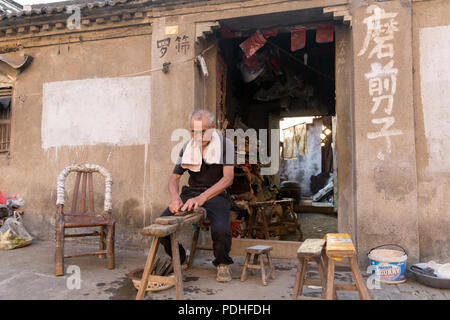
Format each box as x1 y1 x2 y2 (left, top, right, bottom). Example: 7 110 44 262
55 223 65 276
99 226 106 259
349 256 371 300
292 259 303 299
259 254 267 286
187 226 200 269
325 257 336 300
288 205 303 241
266 253 275 280
322 253 337 299
316 257 327 299
260 209 271 240
245 211 256 238
136 236 160 300
296 258 308 298
171 232 184 300
240 253 251 282
249 253 255 274
106 222 115 269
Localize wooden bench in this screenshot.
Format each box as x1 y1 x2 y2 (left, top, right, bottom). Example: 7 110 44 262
292 239 327 300
136 208 206 300
324 233 371 300
240 245 275 286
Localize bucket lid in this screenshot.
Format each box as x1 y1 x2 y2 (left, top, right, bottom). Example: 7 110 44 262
369 248 407 263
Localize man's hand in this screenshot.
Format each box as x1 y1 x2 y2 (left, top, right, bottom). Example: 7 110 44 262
181 195 207 212
169 197 184 214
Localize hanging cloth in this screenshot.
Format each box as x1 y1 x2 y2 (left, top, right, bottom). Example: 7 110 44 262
316 24 334 43
282 123 308 160
282 127 296 160
291 26 307 52
239 31 267 59
294 123 308 156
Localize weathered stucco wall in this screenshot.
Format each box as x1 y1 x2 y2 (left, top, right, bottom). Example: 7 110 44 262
147 15 196 229
0 32 155 249
352 0 420 265
412 0 450 262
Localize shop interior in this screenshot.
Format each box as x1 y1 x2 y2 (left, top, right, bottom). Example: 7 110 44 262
212 12 339 241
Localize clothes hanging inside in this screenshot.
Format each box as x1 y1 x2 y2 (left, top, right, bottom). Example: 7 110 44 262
282 123 307 160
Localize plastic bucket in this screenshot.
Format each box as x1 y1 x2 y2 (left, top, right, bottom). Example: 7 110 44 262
368 244 407 284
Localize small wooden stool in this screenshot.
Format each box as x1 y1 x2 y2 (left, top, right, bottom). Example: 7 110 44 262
324 233 371 300
240 245 275 286
292 239 327 299
136 210 205 300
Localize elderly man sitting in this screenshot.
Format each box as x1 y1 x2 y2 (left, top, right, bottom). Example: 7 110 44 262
159 109 236 282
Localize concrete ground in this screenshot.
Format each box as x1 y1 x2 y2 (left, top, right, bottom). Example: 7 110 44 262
1 240 449 300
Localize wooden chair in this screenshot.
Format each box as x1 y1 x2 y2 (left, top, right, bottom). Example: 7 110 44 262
292 239 327 299
240 245 275 286
54 164 115 276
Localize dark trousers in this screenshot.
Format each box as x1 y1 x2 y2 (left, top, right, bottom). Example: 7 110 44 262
159 186 234 266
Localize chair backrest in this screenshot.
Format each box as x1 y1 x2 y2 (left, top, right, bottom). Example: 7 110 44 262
56 164 112 214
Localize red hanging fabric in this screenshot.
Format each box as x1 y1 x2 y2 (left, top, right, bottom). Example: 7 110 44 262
290 26 307 52
220 25 236 38
262 29 278 38
239 31 266 59
243 53 260 69
316 24 334 43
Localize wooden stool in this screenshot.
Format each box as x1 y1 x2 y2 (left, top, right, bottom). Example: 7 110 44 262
240 245 275 286
292 239 327 300
324 233 371 300
136 210 205 300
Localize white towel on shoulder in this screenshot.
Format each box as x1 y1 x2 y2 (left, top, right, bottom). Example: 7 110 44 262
181 130 222 172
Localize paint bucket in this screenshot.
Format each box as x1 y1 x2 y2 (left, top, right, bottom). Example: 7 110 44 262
368 244 407 284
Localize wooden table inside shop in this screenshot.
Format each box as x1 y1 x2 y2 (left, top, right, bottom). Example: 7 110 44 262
244 198 302 240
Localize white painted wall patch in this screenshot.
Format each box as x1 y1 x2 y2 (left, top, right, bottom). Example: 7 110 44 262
41 76 151 149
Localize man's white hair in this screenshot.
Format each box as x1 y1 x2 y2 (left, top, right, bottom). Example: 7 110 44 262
188 109 215 127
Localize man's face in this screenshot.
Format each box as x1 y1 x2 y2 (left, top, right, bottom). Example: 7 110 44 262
190 116 215 148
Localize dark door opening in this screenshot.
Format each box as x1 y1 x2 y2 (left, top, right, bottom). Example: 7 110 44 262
213 13 339 241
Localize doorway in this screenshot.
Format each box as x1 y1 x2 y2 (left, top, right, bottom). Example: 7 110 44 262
206 10 342 241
